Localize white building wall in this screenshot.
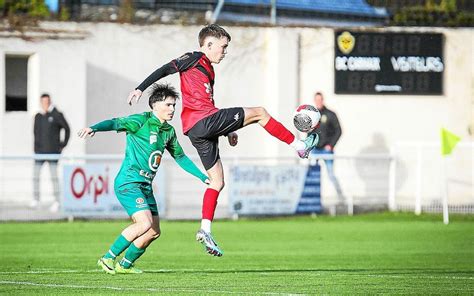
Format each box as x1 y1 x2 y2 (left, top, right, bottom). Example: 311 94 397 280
0 37 87 156
0 23 472 213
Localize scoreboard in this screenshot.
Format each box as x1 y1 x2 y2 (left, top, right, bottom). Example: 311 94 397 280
334 31 444 95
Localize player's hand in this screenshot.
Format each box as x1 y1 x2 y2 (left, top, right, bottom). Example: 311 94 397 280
227 132 238 146
77 127 95 139
127 89 143 105
324 145 332 151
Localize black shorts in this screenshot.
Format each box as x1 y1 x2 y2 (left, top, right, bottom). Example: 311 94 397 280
187 107 245 170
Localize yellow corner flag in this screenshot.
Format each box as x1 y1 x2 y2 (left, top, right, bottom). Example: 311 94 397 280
440 128 461 156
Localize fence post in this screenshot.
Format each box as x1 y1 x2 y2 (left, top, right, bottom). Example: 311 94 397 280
442 157 449 224
211 0 225 23
388 146 397 211
270 0 277 24
415 144 423 215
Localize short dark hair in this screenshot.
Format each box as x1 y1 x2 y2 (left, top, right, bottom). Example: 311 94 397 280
149 83 179 109
198 24 231 47
40 93 50 99
314 92 324 98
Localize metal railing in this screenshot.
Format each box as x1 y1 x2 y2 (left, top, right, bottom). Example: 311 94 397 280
0 145 472 221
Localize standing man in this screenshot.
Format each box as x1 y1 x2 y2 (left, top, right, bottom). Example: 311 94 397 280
127 24 318 257
310 92 344 203
32 93 70 212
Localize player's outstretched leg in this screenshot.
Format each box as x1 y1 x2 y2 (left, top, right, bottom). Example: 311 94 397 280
196 229 223 257
297 133 319 158
242 107 319 158
197 160 224 257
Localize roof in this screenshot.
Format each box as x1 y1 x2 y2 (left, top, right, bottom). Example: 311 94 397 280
224 0 388 18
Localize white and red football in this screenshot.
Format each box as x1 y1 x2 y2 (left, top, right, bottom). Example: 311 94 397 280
293 104 321 133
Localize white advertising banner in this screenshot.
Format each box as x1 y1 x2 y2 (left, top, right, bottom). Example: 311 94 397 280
228 165 321 216
63 164 166 217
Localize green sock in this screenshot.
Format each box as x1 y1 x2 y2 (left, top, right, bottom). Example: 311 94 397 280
120 243 146 268
103 235 131 259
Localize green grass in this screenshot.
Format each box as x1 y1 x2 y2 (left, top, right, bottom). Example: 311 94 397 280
0 212 473 295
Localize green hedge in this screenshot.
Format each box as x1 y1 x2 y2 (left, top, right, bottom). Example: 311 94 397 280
391 0 474 27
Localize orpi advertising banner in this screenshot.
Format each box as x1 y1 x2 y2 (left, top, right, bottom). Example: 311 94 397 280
63 164 165 217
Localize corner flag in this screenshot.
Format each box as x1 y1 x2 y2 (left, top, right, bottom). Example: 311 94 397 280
440 128 461 156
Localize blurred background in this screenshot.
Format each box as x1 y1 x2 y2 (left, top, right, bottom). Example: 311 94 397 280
0 0 472 221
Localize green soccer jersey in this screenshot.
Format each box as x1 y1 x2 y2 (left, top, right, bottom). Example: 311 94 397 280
90 112 207 186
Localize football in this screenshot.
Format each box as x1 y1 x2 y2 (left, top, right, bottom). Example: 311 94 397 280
293 104 321 132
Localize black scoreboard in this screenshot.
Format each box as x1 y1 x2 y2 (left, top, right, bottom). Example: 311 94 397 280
334 31 444 95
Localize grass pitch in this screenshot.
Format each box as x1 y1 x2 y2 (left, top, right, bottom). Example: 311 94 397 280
0 212 473 295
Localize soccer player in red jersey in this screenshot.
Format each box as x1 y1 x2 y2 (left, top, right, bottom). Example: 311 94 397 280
127 24 318 257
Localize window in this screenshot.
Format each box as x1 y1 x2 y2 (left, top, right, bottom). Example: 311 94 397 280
5 55 29 111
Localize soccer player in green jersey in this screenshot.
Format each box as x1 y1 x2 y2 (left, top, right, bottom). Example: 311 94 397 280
78 84 209 274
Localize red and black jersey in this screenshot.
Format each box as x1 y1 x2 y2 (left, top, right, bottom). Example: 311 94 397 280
136 51 219 133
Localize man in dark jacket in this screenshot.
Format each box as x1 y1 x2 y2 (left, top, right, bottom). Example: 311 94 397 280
310 92 344 202
32 93 70 211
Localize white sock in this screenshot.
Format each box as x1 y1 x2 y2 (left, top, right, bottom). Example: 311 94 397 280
289 138 305 151
201 219 212 233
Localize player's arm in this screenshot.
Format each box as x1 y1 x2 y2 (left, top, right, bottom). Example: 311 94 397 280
128 52 202 105
77 119 115 138
227 132 238 146
166 130 209 184
78 113 147 138
127 62 177 105
175 155 210 184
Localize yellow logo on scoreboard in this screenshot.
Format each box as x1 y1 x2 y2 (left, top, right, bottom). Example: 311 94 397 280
337 31 355 54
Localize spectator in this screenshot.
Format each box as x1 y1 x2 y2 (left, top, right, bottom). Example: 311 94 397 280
32 93 70 212
310 92 344 203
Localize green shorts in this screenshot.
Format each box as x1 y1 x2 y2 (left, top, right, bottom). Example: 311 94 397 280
115 182 158 216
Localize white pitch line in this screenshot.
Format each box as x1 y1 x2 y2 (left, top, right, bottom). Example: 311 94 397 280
0 281 170 292
0 269 473 281
0 270 98 274
0 280 306 296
